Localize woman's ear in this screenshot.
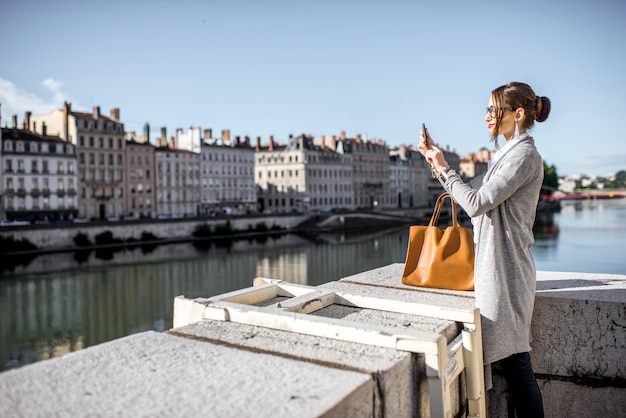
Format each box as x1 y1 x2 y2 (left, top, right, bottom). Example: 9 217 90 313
515 108 525 122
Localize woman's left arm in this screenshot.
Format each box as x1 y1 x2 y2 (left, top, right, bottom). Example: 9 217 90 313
445 150 541 217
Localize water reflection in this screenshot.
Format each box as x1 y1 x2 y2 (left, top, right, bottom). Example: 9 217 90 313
0 228 410 371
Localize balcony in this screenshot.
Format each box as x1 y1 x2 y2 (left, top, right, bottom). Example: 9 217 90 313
16 188 26 197
42 189 51 197
67 189 77 196
31 188 41 197
57 189 66 197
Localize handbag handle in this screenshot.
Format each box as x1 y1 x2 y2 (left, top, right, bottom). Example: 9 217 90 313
428 192 460 227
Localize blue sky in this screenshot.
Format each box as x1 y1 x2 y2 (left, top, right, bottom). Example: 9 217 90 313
1 0 625 177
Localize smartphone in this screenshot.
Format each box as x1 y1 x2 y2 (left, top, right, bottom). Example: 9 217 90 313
422 123 428 147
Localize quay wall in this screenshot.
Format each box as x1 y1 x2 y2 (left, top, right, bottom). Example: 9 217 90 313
0 264 623 417
0 214 310 250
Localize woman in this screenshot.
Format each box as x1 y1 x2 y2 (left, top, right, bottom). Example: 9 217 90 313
419 82 550 417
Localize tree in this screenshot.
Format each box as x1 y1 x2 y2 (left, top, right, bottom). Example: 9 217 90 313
542 161 559 194
615 170 626 182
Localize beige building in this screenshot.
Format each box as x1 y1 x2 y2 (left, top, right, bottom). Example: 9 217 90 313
30 103 125 219
341 132 390 209
125 126 156 219
200 129 256 215
255 134 353 213
1 121 78 222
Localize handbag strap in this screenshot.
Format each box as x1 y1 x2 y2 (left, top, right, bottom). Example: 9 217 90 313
428 192 460 227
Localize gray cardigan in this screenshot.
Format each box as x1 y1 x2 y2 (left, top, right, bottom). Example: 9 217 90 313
443 137 543 365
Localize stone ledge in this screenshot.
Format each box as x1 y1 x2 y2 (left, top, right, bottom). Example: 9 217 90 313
0 331 375 418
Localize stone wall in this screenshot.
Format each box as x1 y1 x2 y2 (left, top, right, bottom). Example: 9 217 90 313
0 214 309 250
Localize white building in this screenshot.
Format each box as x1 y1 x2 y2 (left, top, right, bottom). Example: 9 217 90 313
255 134 353 213
155 128 201 217
1 123 78 222
389 146 430 209
200 129 256 214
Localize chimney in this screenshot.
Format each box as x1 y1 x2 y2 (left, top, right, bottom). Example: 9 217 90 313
235 136 241 145
143 122 150 143
63 102 71 141
160 127 167 147
42 122 47 136
204 129 212 139
340 130 346 140
24 111 32 131
256 136 261 151
170 136 176 149
269 135 274 151
221 129 230 142
320 137 325 150
399 145 406 159
331 135 337 151
244 135 250 146
93 106 100 119
12 115 18 129
110 108 120 121
356 133 362 143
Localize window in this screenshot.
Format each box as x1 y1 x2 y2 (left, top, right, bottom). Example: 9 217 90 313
5 159 12 172
58 161 64 173
79 136 85 146
3 141 12 151
89 137 94 147
31 160 38 173
89 153 95 164
18 160 25 172
99 137 104 147
42 161 49 173
6 178 13 190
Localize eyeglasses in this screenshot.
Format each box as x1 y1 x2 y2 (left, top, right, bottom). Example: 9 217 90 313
486 106 515 118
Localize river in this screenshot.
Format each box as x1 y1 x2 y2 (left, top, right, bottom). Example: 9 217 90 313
1 198 625 371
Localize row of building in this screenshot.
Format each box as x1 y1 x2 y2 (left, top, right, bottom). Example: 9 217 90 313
0 103 488 222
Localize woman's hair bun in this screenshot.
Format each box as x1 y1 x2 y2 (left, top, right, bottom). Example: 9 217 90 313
535 96 551 122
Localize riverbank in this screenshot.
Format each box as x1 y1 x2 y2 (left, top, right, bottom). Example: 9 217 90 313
0 209 431 255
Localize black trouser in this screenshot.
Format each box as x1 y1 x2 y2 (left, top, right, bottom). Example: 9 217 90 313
500 352 544 418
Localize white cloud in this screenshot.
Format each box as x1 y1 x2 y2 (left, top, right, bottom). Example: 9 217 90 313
0 77 79 127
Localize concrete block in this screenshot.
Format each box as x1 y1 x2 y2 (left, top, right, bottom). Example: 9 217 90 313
172 319 419 417
0 331 375 418
537 377 626 418
533 271 626 380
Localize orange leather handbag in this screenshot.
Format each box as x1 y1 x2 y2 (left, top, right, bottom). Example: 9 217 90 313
401 192 475 291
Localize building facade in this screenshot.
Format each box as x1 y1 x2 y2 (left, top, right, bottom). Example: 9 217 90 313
342 132 390 209
255 135 353 213
1 124 78 222
200 130 256 215
30 103 126 219
155 140 201 218
125 133 156 219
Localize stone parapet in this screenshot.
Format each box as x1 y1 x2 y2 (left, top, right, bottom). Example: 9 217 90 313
0 264 624 417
